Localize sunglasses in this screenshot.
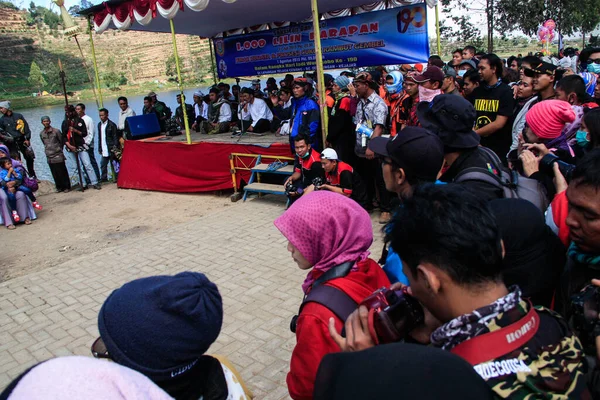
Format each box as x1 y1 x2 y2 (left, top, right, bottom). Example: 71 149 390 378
91 337 110 359
588 58 600 65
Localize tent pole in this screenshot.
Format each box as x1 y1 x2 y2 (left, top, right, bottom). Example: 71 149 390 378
87 17 103 108
435 4 441 56
310 0 328 148
169 19 192 145
209 38 218 85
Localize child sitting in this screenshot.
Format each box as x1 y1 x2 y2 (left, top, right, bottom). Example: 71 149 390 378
0 158 42 222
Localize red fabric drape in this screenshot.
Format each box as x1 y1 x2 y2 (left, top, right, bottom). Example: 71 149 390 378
111 2 132 23
117 141 291 193
132 0 155 19
93 3 111 26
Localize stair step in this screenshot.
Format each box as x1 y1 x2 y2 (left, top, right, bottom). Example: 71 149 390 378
251 163 294 174
244 183 286 195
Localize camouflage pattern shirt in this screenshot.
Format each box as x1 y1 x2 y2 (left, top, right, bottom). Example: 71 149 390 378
431 287 590 399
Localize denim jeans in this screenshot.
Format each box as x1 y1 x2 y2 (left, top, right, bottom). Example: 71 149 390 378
68 150 98 186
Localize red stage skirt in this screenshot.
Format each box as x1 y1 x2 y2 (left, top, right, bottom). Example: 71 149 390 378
117 140 291 193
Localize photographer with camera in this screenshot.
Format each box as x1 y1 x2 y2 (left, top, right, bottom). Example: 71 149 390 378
274 191 390 400
517 100 576 200
328 184 589 398
283 134 325 205
302 148 368 209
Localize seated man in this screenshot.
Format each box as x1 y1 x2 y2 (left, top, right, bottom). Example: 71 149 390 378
201 88 232 135
238 87 273 133
283 134 324 204
175 94 195 130
305 148 368 209
330 183 589 398
92 271 251 399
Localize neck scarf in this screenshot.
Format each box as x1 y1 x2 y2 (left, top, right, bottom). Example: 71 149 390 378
568 242 600 266
274 191 373 293
331 91 348 116
431 286 522 351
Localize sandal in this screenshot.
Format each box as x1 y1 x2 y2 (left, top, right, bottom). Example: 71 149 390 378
7 224 15 230
24 218 32 225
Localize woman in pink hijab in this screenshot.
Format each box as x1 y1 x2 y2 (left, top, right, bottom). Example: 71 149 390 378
275 191 389 400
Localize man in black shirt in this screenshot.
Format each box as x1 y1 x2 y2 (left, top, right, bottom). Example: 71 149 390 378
417 95 504 201
470 54 514 164
284 134 324 203
307 148 368 209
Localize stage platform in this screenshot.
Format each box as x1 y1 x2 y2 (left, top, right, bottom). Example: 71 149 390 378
117 131 292 193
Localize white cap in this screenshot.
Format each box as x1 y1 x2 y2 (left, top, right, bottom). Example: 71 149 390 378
321 148 338 161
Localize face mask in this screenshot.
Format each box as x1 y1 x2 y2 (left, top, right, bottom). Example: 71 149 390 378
418 86 442 103
576 130 590 148
458 70 467 78
587 63 600 74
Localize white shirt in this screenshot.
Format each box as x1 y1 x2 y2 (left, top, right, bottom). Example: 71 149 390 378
194 101 209 121
81 114 95 147
241 98 273 127
118 106 136 130
100 120 109 157
218 103 232 123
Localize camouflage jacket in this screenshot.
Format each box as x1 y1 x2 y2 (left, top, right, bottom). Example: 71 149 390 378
432 288 590 399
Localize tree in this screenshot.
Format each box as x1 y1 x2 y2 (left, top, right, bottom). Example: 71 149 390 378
27 61 46 93
495 0 600 40
129 56 141 82
103 56 121 90
165 53 184 82
440 0 487 50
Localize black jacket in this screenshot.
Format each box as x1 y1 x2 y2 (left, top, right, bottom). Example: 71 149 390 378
61 117 88 149
440 147 505 201
97 119 119 156
0 112 31 141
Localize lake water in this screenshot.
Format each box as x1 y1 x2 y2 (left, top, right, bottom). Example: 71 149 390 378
17 87 211 184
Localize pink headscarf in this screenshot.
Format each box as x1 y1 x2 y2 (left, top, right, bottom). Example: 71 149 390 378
274 191 373 293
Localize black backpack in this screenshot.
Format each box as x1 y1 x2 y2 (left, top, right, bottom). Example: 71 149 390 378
454 146 549 212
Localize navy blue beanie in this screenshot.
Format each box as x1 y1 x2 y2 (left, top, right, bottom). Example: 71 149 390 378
98 272 223 382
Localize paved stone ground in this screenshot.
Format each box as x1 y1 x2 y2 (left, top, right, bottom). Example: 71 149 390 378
0 195 385 399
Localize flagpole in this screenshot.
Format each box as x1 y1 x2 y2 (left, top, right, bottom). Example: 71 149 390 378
311 0 328 148
169 19 192 145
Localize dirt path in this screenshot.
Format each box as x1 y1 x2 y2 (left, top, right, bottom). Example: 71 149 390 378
1 183 233 282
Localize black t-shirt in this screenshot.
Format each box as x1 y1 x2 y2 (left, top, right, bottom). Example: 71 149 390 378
471 83 514 162
294 149 324 187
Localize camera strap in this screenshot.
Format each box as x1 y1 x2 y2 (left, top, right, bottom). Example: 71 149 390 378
450 304 540 366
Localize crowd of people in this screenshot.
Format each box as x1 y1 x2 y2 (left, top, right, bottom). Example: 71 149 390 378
2 45 600 399
0 95 135 230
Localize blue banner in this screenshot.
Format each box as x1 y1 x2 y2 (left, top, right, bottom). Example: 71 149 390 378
213 4 429 79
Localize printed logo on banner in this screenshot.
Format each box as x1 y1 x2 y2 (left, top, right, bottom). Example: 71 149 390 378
397 6 426 33
215 40 225 57
215 4 430 79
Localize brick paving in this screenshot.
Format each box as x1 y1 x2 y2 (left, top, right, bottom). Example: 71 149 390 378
0 196 385 399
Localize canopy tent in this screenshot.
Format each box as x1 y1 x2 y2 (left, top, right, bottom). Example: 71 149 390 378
78 0 438 145
81 0 437 37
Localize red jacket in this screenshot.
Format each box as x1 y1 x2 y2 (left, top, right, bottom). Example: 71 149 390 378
287 258 390 399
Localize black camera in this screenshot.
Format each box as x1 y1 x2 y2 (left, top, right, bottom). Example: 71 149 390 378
285 181 298 196
312 177 324 189
539 153 575 182
360 287 424 344
571 284 600 354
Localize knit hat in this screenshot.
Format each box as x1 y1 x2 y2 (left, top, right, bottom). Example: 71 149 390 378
193 91 204 98
41 116 50 122
98 272 223 382
0 100 10 109
3 356 172 400
525 100 575 139
334 75 350 89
